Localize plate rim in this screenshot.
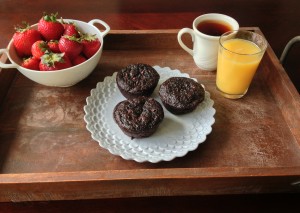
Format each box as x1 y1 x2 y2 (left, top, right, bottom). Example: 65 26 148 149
84 65 216 163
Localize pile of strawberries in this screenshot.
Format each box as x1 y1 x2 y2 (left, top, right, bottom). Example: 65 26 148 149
13 13 101 71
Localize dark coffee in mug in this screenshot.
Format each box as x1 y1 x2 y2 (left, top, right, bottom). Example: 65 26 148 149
196 20 232 36
178 13 239 71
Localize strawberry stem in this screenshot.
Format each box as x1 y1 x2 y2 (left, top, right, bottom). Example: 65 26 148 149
43 12 59 22
64 35 81 42
14 21 30 33
80 33 97 42
41 52 65 67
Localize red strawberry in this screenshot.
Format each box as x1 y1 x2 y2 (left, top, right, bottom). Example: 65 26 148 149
81 34 101 58
63 22 80 37
21 57 40 70
58 35 83 59
13 22 42 57
72 55 87 66
48 40 60 53
38 13 64 41
39 52 72 71
31 40 49 58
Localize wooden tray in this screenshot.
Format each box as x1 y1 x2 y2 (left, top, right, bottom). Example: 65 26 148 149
0 28 299 202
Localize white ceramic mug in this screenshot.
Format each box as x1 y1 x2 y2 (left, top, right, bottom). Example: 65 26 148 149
178 13 239 71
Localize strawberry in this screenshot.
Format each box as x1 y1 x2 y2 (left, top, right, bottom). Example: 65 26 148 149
21 57 40 70
31 40 49 58
81 34 101 58
72 55 87 66
38 13 64 41
48 40 60 53
63 22 80 37
58 35 83 59
13 22 42 57
39 52 72 71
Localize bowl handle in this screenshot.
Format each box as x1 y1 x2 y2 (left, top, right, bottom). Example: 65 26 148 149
0 49 19 69
88 19 110 37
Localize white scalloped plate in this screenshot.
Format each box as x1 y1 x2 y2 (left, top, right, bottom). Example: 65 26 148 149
84 66 216 163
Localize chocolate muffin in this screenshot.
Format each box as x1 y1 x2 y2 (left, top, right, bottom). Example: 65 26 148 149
113 96 164 139
159 77 205 115
116 63 160 99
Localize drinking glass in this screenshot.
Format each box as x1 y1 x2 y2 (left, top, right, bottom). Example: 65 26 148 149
216 30 267 99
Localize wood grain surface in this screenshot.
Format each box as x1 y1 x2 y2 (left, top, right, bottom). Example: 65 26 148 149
0 0 300 211
0 29 299 203
0 194 300 213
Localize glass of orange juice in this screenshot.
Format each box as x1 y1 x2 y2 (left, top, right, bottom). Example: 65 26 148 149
216 30 267 99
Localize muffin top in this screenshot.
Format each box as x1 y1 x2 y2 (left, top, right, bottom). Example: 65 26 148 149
113 96 164 132
116 63 159 94
159 77 205 109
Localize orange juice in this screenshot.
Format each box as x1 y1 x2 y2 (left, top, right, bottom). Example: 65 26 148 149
216 38 263 96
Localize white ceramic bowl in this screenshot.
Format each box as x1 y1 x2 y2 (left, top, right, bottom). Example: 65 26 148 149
0 19 110 87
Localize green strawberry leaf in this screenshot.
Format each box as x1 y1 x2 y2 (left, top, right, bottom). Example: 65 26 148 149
14 21 30 33
43 12 59 22
41 52 65 67
80 33 98 42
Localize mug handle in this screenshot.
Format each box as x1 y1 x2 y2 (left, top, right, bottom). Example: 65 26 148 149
177 28 195 56
0 49 18 69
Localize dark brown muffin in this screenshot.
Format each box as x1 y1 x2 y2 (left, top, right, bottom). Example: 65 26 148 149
159 77 205 115
116 63 160 99
113 96 164 139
